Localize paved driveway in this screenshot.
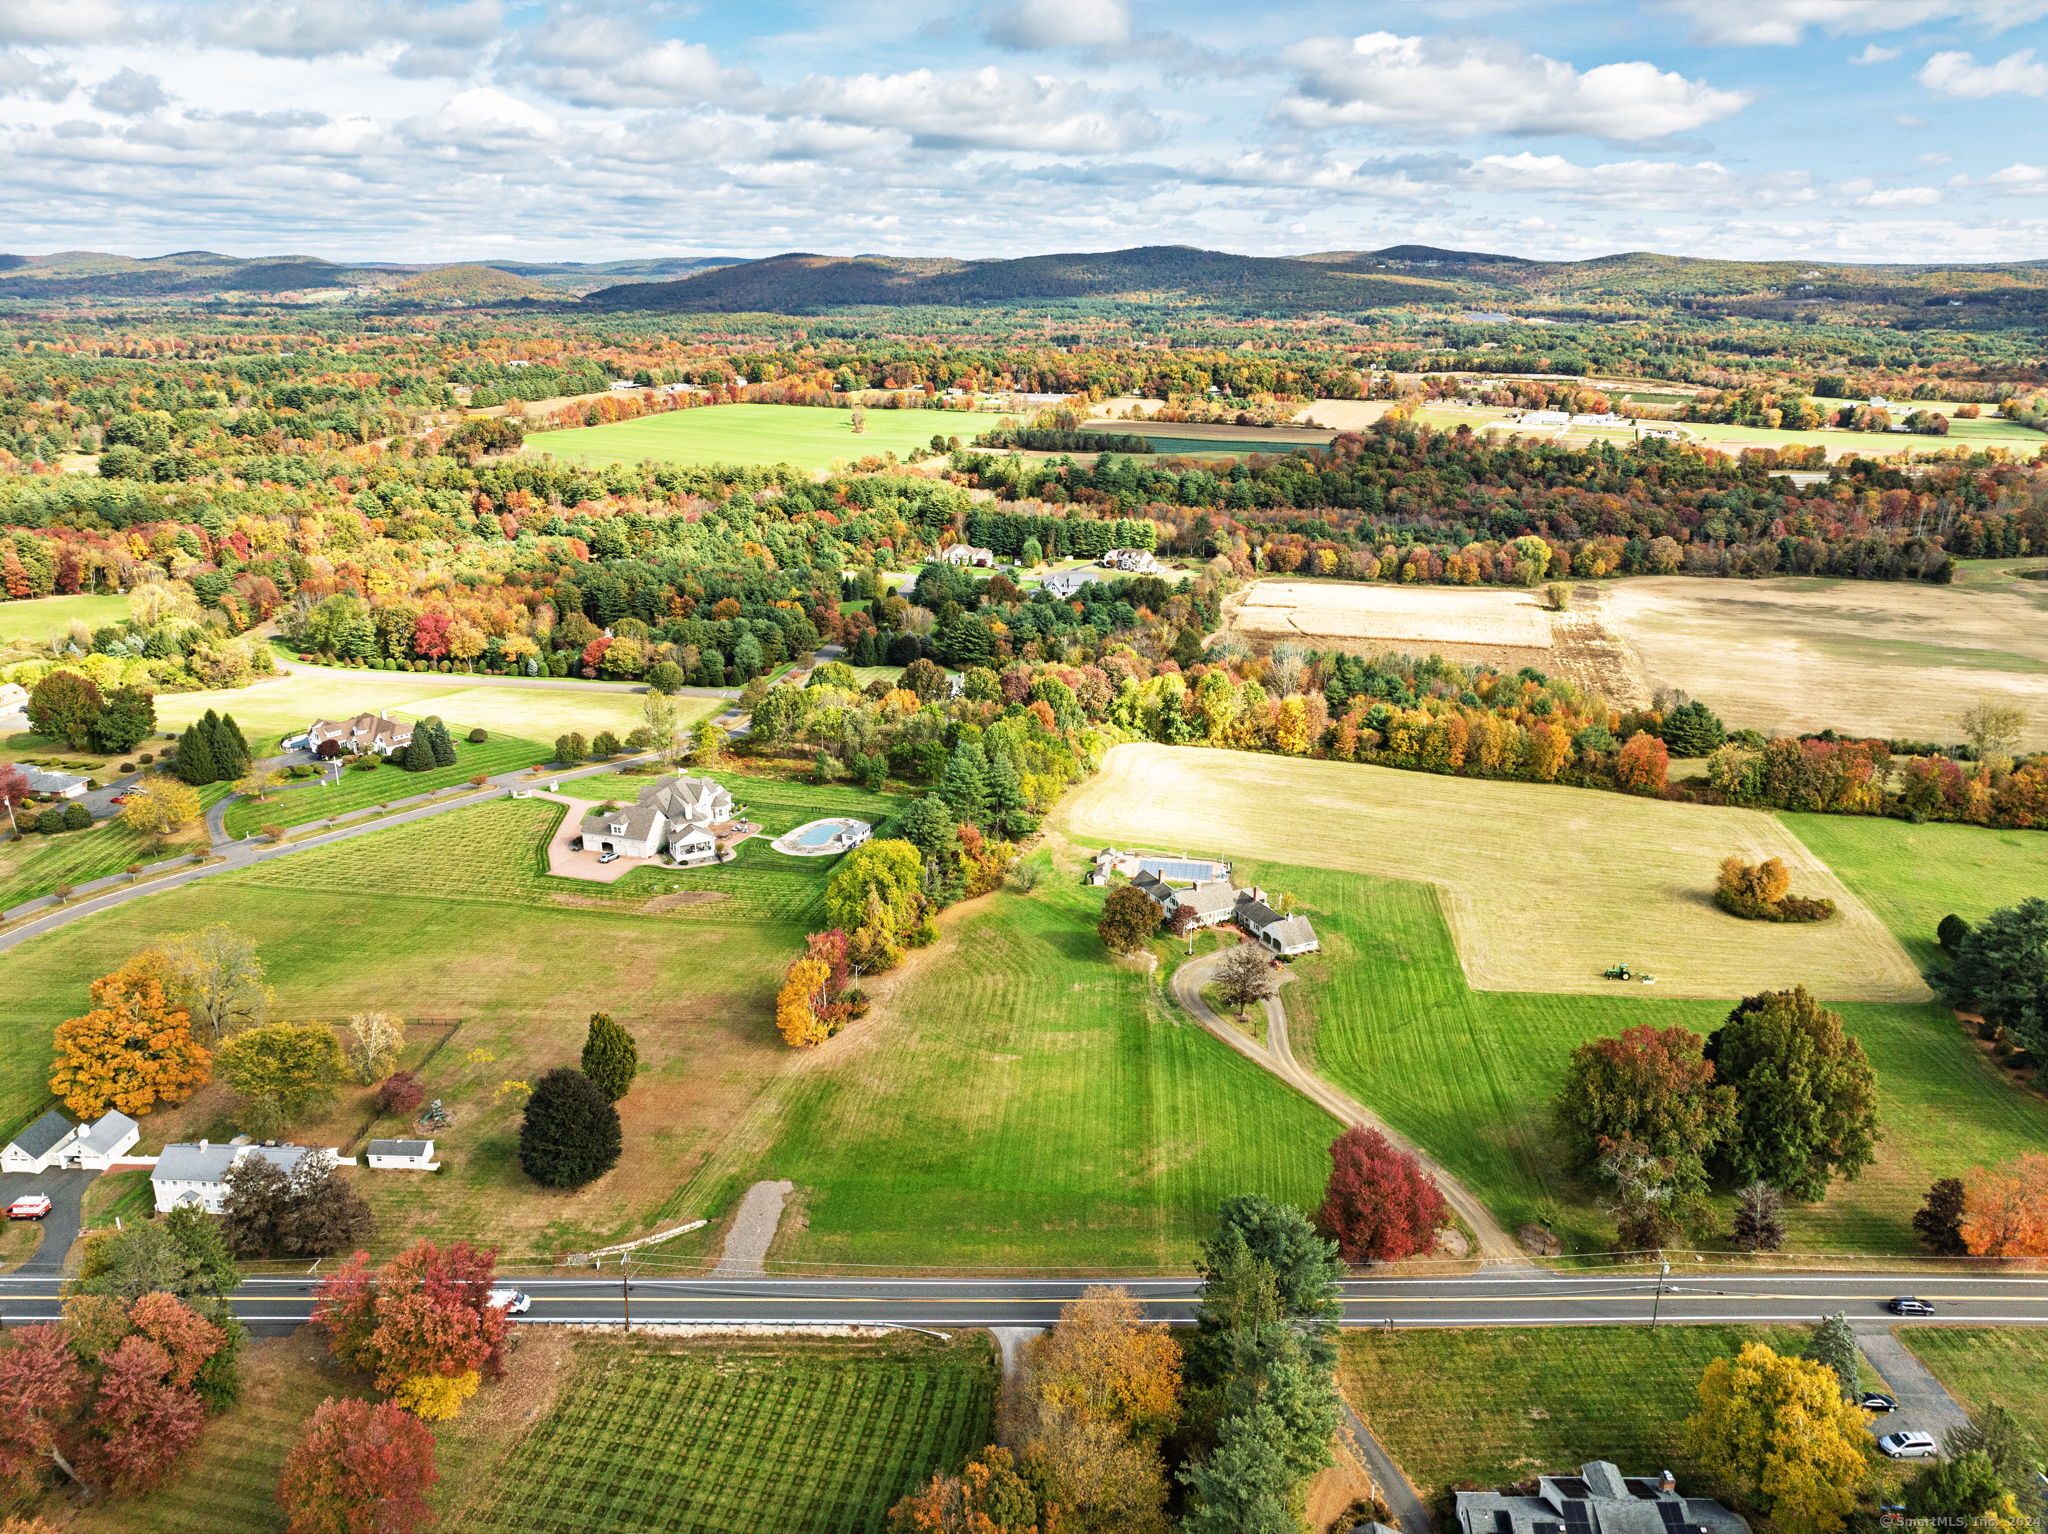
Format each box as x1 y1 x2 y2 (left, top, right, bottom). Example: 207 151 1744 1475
0 1167 99 1274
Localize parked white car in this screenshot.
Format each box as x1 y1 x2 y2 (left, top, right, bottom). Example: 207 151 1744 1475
1877 1432 1938 1460
487 1287 531 1314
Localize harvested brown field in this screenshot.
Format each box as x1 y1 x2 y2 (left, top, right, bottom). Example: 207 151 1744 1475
1601 567 2048 747
1228 579 1553 649
1054 743 1927 1002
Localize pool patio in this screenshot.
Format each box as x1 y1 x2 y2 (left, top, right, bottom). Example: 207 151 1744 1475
772 816 873 857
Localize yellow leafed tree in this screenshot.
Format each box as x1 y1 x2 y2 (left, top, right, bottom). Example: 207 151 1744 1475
776 958 832 1048
49 952 212 1117
1682 1343 1869 1534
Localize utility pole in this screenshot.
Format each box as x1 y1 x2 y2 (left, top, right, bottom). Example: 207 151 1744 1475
621 1256 631 1335
1650 1260 1670 1329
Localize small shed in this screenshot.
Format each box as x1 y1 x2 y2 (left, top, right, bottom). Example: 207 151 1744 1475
365 1139 439 1170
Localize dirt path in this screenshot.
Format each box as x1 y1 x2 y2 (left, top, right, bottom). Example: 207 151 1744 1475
1168 944 1533 1268
712 1179 795 1276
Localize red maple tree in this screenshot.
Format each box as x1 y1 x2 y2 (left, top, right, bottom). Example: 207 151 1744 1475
277 1397 439 1534
1316 1127 1450 1264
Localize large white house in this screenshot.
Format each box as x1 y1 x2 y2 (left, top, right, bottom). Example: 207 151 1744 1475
578 773 735 864
151 1141 349 1214
1234 891 1320 956
2 1109 140 1173
300 713 414 757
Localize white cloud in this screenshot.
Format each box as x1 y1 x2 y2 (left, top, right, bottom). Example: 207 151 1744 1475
91 67 167 115
1848 184 1943 207
203 0 501 61
1274 32 1749 141
793 66 1157 152
0 47 73 100
1919 48 2048 98
1669 0 2048 46
523 40 756 108
983 0 1131 50
1848 44 1900 65
1954 162 2048 194
1466 153 1816 210
1177 150 1453 200
0 0 127 44
401 87 558 149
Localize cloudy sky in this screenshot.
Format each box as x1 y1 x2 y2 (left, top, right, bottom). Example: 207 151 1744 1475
3 0 2047 265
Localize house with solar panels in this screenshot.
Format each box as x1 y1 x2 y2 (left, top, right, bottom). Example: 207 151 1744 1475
1453 1463 1746 1534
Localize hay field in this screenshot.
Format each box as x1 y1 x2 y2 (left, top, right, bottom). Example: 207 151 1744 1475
1054 743 1926 1001
529 403 949 471
1226 579 1554 650
1601 573 2048 747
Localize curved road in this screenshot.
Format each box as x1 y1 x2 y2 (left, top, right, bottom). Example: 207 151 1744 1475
270 653 737 701
1170 943 1530 1267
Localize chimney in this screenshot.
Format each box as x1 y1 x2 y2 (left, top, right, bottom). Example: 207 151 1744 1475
198 1138 208 1149
1659 1471 1677 1494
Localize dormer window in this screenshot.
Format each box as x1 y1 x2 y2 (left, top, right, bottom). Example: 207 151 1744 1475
610 822 627 834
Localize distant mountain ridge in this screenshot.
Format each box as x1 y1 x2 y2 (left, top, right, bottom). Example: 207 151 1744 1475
2 242 2044 317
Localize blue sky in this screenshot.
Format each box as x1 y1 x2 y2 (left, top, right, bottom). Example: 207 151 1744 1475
2 0 2045 264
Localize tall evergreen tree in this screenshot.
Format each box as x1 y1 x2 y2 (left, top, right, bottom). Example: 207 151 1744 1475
579 1012 639 1102
214 712 252 777
401 731 437 772
426 719 457 767
175 718 219 785
984 752 1034 838
936 741 991 826
518 1068 622 1188
1803 1313 1860 1399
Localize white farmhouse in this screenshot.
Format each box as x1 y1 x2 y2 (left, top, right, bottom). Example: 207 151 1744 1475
2 1109 140 1173
151 1141 347 1214
1235 891 1320 956
939 544 996 568
578 773 735 865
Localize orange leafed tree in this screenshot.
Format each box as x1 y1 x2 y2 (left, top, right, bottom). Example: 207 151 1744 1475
48 953 212 1118
776 958 832 1048
1025 1285 1181 1441
1961 1152 2048 1258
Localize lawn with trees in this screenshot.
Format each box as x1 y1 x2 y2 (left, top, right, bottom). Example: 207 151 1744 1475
1256 859 2048 1253
530 403 954 472
218 727 548 838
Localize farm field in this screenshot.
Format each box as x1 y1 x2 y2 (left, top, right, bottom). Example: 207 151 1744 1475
530 403 953 470
1779 812 2048 967
1054 743 1925 1002
1413 401 2048 459
220 730 550 837
0 590 129 644
1600 573 2048 748
673 864 1340 1271
1227 578 1553 650
1270 858 2048 1251
454 1334 994 1534
1898 1330 2048 1447
0 798 837 1257
154 669 707 751
1340 1326 1834 1503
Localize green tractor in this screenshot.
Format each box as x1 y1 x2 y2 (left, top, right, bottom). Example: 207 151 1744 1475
1603 962 1633 981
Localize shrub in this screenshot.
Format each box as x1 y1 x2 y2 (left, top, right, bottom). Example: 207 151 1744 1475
262 824 286 843
553 732 588 766
375 1071 425 1116
467 727 488 743
1937 913 1973 954
61 802 91 829
590 730 621 758
117 762 134 773
36 807 66 834
1714 856 1835 923
138 752 153 764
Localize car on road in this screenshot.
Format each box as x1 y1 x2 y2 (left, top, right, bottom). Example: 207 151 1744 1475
1877 1432 1939 1460
1859 1393 1897 1413
6 1195 52 1221
487 1287 531 1314
109 793 131 803
1887 1296 1936 1317
597 850 619 865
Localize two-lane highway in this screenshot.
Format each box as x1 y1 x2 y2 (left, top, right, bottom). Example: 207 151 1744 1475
5 1270 2047 1335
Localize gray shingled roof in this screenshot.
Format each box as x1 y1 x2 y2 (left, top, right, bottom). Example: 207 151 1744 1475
77 1110 138 1155
7 1108 74 1159
1171 880 1238 918
153 1142 240 1184
368 1139 433 1157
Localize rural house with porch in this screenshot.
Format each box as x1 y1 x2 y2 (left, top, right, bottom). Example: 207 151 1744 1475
578 773 739 866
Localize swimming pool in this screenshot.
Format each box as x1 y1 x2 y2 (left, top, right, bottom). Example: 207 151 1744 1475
794 821 845 848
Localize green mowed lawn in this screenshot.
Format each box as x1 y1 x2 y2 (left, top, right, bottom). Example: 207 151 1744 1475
1341 1326 1838 1504
457 1335 993 1534
0 783 229 915
221 730 550 837
529 403 958 471
0 799 825 1256
1266 861 2048 1253
1781 812 2048 967
0 590 130 643
1898 1330 2048 1446
676 871 1341 1271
